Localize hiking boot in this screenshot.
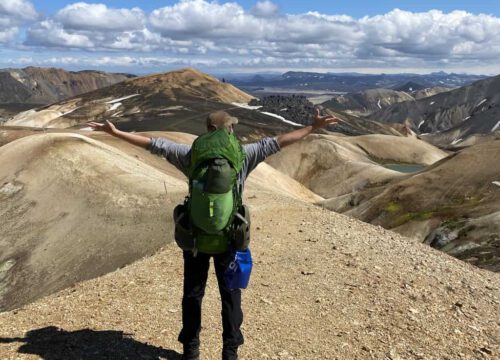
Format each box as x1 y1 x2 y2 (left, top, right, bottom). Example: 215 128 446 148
181 344 200 360
222 345 238 360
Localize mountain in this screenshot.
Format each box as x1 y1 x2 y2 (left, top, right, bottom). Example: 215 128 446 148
0 66 134 105
393 81 427 92
244 94 418 137
369 75 500 147
412 86 452 99
267 134 500 271
231 71 487 93
322 87 453 117
322 89 414 116
4 68 305 139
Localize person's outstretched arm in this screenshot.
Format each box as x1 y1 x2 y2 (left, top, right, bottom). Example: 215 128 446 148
87 120 191 174
87 120 151 148
276 109 338 148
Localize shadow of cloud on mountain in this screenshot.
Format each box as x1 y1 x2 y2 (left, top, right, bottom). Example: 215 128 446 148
0 326 181 360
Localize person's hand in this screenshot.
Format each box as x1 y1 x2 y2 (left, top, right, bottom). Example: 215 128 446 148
87 120 117 135
311 108 338 130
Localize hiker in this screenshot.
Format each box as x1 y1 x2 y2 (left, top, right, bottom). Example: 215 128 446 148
88 109 337 360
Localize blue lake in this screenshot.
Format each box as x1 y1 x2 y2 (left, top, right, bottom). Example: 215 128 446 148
383 163 426 173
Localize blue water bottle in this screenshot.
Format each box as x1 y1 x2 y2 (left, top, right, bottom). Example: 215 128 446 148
224 249 253 289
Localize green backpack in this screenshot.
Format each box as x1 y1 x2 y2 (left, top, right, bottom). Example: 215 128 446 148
185 129 246 254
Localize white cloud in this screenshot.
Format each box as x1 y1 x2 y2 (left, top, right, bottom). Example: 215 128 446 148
11 1 500 72
26 20 94 48
251 1 279 17
0 0 38 43
0 0 38 21
150 0 260 39
55 2 145 31
0 27 18 43
3 54 224 69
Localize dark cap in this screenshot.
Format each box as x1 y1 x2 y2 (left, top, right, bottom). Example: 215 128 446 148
206 111 238 130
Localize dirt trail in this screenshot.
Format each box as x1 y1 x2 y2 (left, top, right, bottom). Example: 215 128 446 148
0 190 498 360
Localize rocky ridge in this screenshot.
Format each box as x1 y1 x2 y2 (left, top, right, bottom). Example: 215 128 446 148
322 89 414 116
0 67 134 105
4 68 305 141
369 75 500 147
248 95 412 137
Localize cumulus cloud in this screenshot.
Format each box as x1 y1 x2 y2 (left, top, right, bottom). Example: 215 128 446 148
0 27 18 43
26 20 94 48
55 2 145 31
251 1 279 17
149 0 260 39
25 3 154 51
0 0 38 21
0 0 38 43
14 1 500 71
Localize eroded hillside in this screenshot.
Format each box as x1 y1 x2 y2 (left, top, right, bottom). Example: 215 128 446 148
267 134 500 271
0 131 319 312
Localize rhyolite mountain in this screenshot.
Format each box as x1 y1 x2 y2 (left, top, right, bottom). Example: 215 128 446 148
2 67 498 271
322 87 453 117
0 133 497 359
0 67 135 105
322 89 415 116
248 94 415 137
368 74 500 147
267 134 500 271
5 68 413 139
1 128 497 359
5 68 307 140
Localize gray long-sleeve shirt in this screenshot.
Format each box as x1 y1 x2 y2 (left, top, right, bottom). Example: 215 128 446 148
147 136 281 191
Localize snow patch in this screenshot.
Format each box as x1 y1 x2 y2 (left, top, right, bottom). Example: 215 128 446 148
377 99 382 109
451 138 463 145
492 181 500 187
475 99 487 107
62 107 80 116
0 182 23 196
280 108 288 111
80 127 93 131
491 121 500 132
10 71 28 85
429 101 435 105
105 94 140 104
231 102 262 110
107 102 122 111
418 120 425 129
261 112 303 127
232 102 302 126
463 116 471 121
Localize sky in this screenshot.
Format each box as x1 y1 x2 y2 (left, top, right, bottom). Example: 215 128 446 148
1 0 500 75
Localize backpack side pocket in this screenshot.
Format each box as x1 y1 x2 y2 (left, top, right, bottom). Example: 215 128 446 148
231 204 250 251
173 203 194 250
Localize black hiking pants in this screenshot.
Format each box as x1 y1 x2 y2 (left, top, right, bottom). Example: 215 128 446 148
178 250 244 352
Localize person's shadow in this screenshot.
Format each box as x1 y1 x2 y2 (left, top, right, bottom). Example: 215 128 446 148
0 326 181 359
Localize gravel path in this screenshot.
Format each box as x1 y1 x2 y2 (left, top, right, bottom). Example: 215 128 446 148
0 190 498 359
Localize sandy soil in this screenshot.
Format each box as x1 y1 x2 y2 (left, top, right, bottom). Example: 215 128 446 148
0 191 498 359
